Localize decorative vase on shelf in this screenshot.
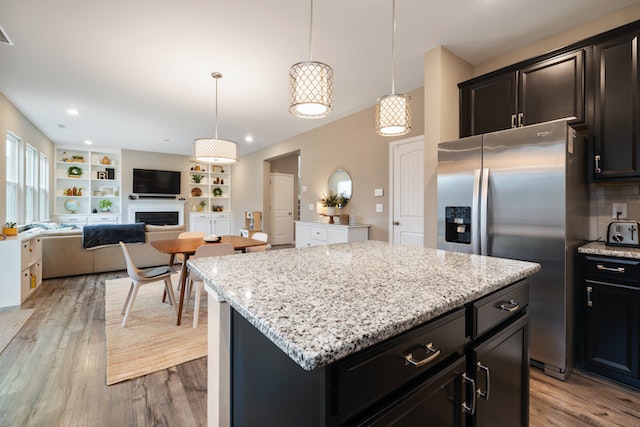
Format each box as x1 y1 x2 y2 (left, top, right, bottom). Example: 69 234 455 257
326 207 336 216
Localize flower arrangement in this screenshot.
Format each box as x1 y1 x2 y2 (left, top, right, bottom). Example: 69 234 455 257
321 191 350 208
3 222 18 236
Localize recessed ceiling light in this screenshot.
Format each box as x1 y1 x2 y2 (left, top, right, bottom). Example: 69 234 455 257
84 140 93 145
245 135 254 143
66 108 79 116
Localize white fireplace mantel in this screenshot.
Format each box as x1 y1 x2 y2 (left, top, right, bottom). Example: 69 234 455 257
127 199 186 225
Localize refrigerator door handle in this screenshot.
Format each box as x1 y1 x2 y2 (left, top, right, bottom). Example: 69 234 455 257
480 168 489 255
472 168 482 254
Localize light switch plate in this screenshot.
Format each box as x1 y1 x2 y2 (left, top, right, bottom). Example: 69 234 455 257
308 203 315 210
374 188 384 197
301 186 307 193
376 203 383 213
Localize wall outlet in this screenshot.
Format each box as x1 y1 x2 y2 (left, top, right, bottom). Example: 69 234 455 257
374 188 384 197
612 203 627 219
308 203 315 211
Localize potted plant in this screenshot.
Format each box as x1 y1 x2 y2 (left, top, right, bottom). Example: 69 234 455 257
3 222 18 236
321 191 340 215
98 199 113 212
192 173 203 184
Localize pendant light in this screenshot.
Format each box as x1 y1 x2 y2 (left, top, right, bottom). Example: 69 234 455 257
289 0 333 118
194 72 238 164
375 0 412 136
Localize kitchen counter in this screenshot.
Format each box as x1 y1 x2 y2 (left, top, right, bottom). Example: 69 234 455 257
190 240 540 370
578 241 640 259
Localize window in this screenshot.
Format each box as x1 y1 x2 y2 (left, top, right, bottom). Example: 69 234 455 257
25 144 37 223
39 153 49 220
5 133 19 223
5 132 49 225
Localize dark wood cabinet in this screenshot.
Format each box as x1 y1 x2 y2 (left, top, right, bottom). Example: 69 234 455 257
592 32 640 180
460 71 517 137
583 255 640 389
230 280 530 426
459 50 585 137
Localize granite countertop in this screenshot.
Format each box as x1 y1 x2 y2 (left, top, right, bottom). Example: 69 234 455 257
578 241 640 259
189 240 540 371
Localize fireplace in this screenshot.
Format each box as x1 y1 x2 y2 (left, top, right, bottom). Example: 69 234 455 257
127 200 186 225
135 211 179 226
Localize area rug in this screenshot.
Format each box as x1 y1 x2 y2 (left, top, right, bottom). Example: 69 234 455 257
104 274 207 385
0 308 35 355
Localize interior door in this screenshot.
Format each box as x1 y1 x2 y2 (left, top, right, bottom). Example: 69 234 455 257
270 173 294 245
391 137 424 246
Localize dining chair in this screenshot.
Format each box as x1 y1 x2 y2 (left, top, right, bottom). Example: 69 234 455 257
161 230 206 303
185 243 235 328
245 232 269 252
119 241 177 327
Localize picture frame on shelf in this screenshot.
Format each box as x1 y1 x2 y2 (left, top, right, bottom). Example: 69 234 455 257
212 165 224 173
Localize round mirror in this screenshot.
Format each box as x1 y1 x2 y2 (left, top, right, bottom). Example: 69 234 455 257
327 168 352 200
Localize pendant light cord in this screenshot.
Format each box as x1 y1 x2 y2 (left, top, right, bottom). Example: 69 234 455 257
391 0 396 95
211 72 221 139
309 0 314 61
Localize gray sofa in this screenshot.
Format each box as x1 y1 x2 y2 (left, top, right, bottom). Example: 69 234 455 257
42 224 184 279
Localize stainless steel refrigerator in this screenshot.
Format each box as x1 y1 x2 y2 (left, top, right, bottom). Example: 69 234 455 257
437 119 588 380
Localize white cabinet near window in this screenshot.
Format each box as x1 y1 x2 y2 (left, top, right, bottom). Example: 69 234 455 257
295 221 370 248
0 229 42 308
190 212 231 236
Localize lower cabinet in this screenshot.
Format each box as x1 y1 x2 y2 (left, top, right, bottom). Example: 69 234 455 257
295 221 369 248
189 212 230 235
0 230 43 307
582 255 640 389
230 279 530 426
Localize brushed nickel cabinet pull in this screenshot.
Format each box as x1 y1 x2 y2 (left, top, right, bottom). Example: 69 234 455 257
498 299 520 312
517 112 524 127
587 286 593 307
477 362 491 400
596 264 624 273
404 342 441 367
595 155 602 174
462 373 477 415
511 114 516 128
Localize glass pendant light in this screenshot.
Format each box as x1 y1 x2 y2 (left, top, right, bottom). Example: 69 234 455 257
289 0 333 118
375 0 412 136
194 72 238 164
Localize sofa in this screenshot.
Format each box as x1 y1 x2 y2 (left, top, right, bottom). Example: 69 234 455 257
42 224 184 279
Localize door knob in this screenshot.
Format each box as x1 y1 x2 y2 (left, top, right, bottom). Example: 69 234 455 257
393 221 400 226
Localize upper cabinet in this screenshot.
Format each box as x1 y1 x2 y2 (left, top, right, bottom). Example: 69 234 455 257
592 32 640 180
460 49 586 137
54 146 122 224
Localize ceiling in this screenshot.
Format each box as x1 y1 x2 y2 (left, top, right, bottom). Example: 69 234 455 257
1 0 639 157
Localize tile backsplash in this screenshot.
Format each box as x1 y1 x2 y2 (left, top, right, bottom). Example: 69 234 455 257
591 184 640 241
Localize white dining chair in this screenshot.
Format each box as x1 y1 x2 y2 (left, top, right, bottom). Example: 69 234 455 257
246 232 269 252
119 242 177 327
185 243 235 328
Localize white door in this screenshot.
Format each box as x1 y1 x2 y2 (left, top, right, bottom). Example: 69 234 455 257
390 136 424 246
270 173 294 245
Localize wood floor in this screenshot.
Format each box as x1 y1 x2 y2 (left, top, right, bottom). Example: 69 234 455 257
1 272 639 426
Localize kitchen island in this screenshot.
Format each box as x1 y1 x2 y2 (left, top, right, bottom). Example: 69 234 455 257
189 240 540 426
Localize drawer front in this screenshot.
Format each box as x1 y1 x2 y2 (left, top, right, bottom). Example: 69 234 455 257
311 226 327 242
584 255 640 286
337 308 467 424
58 215 87 224
471 279 529 338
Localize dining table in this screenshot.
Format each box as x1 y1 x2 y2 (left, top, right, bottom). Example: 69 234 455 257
150 235 266 325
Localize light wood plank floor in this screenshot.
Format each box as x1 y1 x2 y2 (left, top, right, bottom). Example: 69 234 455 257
1 272 639 426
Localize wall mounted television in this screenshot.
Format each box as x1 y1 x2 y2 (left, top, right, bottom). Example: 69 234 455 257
132 168 181 196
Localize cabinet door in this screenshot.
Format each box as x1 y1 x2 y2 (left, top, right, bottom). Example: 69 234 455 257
212 215 230 235
191 217 212 235
468 314 529 427
519 49 585 126
295 224 312 248
460 71 517 137
358 357 466 427
593 32 640 180
585 281 640 381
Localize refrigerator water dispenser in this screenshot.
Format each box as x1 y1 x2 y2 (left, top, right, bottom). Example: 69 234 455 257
445 206 471 244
